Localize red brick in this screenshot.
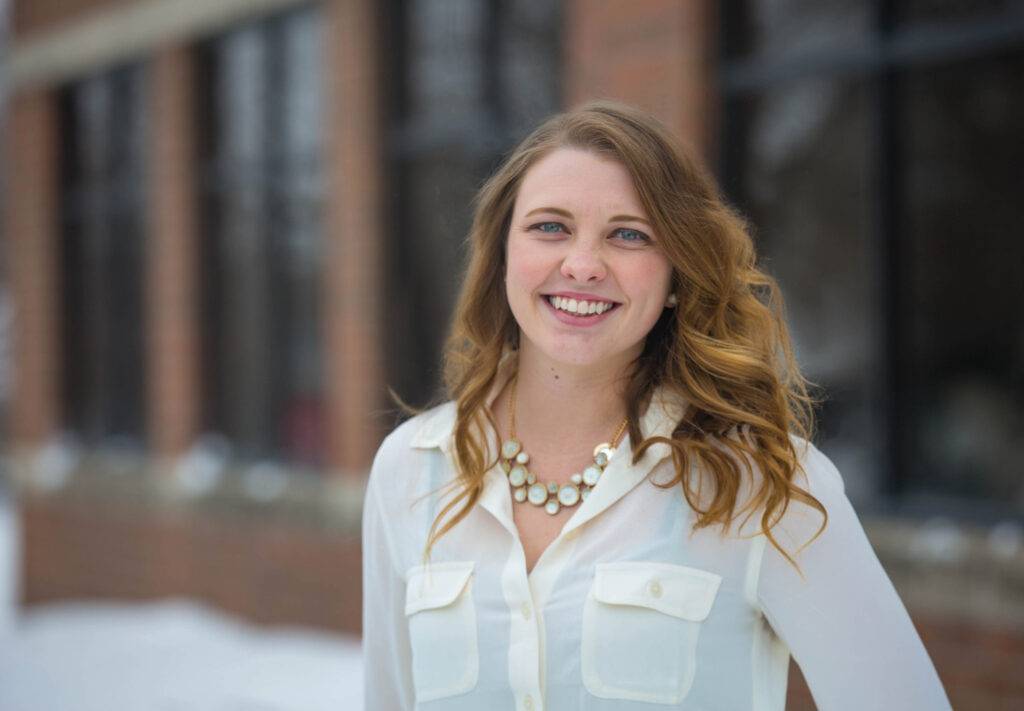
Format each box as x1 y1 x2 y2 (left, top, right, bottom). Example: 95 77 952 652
5 89 61 445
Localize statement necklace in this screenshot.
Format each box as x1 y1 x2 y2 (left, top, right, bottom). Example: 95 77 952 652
499 377 629 515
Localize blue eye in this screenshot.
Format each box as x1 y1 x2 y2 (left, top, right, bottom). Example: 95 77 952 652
532 222 565 234
614 227 650 243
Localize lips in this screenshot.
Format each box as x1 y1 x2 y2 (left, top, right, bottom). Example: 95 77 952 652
541 293 620 326
545 294 617 316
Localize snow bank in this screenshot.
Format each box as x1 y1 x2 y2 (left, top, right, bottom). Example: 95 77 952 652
0 495 364 711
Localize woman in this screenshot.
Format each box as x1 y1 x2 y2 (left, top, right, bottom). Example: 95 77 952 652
362 101 951 710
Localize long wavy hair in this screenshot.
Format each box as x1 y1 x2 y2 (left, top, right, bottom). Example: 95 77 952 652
426 100 826 567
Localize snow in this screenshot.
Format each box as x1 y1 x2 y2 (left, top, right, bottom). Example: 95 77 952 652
0 492 364 710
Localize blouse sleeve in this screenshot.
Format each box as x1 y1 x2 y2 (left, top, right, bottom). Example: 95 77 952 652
755 441 952 710
361 444 415 711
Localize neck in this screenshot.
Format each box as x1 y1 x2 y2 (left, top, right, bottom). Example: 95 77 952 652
508 344 633 445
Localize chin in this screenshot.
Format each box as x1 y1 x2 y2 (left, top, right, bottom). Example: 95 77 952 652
532 337 637 371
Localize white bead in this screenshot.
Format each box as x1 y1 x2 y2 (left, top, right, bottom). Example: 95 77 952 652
508 466 527 487
547 481 558 494
513 486 527 503
527 483 548 506
501 440 521 459
557 484 580 507
526 472 536 485
515 451 529 464
582 465 602 487
595 451 609 467
580 488 590 501
570 472 583 485
545 499 560 515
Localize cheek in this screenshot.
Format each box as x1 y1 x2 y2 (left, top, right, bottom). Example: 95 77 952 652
627 256 673 303
505 239 551 294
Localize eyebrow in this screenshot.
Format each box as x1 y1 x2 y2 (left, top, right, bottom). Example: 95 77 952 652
524 207 652 226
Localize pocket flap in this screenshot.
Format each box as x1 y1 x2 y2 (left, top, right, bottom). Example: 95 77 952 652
593 562 721 621
405 561 475 616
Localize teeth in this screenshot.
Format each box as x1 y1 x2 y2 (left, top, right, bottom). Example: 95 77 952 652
548 296 614 315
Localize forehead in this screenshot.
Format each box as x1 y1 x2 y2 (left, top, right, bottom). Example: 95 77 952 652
514 147 645 214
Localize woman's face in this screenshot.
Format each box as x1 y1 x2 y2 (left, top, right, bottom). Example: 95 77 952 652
505 147 674 372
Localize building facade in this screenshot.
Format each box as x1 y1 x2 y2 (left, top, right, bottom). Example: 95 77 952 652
3 1 1023 708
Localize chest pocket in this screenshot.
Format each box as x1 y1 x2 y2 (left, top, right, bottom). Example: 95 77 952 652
582 561 722 705
404 561 479 702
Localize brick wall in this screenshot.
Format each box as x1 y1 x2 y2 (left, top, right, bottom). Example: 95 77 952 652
322 0 387 477
5 90 61 447
20 496 363 633
564 0 716 161
147 46 201 459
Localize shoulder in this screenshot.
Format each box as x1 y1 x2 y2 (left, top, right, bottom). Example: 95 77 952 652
787 433 846 498
725 429 847 538
719 427 845 495
374 401 456 462
368 401 457 495
762 434 853 551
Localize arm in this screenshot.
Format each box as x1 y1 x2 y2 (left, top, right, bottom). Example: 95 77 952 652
362 451 415 711
756 442 952 710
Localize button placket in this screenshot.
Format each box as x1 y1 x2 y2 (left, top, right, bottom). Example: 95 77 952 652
507 565 543 711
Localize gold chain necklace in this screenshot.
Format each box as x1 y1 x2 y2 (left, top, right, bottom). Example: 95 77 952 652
499 376 629 515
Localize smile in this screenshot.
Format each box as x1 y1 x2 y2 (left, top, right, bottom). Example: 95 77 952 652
545 295 618 317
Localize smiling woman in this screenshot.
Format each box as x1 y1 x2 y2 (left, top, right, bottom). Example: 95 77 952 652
361 101 952 710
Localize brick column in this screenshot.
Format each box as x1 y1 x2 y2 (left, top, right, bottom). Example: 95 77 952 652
323 0 385 478
146 46 201 459
564 0 717 160
6 90 61 446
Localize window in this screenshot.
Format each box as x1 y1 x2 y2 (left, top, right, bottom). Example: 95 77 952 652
59 63 147 448
197 6 325 466
384 0 562 408
720 1 1024 513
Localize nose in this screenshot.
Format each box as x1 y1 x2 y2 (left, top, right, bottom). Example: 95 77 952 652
560 239 606 283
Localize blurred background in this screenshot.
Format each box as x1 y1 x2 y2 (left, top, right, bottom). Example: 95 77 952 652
0 0 1022 709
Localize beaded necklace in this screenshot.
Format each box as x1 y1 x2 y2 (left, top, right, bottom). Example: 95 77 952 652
499 376 629 515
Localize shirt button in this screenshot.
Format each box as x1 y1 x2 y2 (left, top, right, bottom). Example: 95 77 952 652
648 579 663 598
523 693 535 710
521 602 532 620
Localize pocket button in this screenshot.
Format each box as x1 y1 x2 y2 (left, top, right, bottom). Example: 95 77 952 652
523 693 535 710
521 602 532 620
647 579 663 598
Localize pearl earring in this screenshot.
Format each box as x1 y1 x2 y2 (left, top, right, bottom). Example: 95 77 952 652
665 293 678 308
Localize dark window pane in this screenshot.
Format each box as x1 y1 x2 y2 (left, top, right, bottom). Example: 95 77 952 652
727 79 882 501
901 48 1024 507
897 0 1022 26
198 7 325 466
59 64 147 447
723 0 870 60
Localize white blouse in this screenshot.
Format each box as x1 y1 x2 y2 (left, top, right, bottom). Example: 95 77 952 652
361 383 952 710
